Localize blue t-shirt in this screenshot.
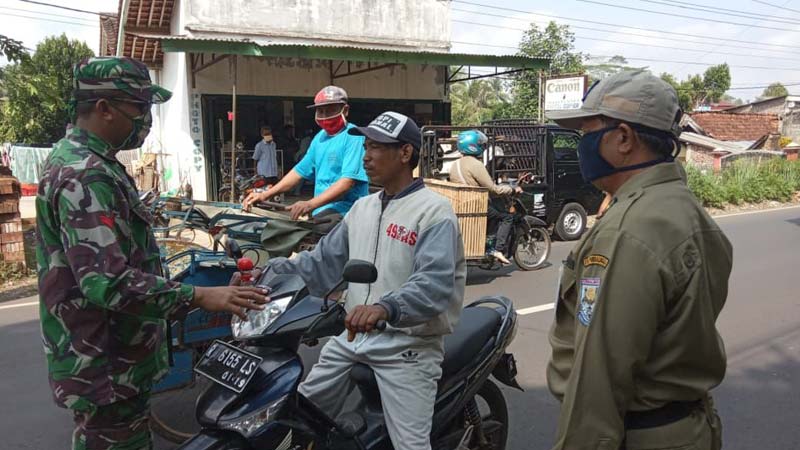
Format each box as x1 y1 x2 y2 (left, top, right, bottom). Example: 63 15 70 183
293 123 369 216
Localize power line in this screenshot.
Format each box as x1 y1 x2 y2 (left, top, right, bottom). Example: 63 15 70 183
455 70 800 91
459 70 800 93
453 19 799 60
752 0 800 14
453 40 800 72
452 2 800 50
576 0 800 32
670 0 795 75
453 9 800 56
15 0 106 16
0 11 96 28
637 0 798 24
0 6 97 24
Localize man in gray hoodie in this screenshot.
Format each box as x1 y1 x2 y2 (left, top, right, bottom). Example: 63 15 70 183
270 111 466 450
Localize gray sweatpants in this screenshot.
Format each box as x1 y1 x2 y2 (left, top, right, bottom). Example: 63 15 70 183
299 331 444 450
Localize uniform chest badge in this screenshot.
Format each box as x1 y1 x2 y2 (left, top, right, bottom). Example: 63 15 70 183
577 278 601 326
583 254 609 268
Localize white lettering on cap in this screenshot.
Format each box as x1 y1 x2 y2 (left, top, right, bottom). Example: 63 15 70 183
368 112 408 139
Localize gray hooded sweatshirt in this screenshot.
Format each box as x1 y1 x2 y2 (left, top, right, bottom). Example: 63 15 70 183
271 179 466 336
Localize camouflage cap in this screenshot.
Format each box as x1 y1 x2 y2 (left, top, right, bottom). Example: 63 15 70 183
73 56 172 104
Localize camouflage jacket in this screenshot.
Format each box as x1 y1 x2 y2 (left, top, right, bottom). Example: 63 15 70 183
36 126 194 412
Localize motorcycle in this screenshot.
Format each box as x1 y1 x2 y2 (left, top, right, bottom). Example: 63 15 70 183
219 174 273 203
178 244 521 450
480 190 551 272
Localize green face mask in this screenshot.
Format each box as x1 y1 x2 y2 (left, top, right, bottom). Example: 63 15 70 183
108 101 153 150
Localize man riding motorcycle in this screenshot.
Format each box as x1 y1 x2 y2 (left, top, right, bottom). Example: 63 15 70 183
243 86 369 232
449 130 522 265
270 111 466 450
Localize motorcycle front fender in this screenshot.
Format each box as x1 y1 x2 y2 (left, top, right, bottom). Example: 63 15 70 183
522 215 547 228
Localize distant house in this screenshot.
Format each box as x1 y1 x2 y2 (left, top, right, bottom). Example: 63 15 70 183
724 95 800 143
689 111 779 146
679 112 784 171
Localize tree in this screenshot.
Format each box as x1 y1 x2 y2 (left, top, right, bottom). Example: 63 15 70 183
449 77 510 126
0 34 28 63
721 94 744 106
498 22 586 120
660 64 731 111
660 72 692 112
0 34 93 144
585 55 642 81
702 64 731 104
761 82 788 99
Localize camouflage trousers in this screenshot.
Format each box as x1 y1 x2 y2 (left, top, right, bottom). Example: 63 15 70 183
72 393 152 450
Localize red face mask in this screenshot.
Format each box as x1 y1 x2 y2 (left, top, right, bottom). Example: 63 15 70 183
316 113 347 135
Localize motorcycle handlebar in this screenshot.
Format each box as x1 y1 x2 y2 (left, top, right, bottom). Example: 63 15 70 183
375 320 387 331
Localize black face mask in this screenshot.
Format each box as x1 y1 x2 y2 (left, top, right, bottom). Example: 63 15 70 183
577 125 676 183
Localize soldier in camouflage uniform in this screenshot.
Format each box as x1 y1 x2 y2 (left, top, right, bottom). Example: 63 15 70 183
36 57 270 450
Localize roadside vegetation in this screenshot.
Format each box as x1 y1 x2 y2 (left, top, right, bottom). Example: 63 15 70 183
687 159 800 208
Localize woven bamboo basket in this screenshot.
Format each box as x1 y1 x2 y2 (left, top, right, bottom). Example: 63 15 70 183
424 178 488 258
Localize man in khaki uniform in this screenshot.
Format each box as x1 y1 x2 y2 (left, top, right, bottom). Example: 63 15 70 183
545 70 733 450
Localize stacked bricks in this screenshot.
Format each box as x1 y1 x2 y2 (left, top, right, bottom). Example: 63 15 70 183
0 167 25 268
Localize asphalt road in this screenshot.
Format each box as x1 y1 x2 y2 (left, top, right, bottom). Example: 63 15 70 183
1 206 798 450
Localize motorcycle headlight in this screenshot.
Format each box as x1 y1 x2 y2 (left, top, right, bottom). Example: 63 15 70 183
231 296 292 340
218 394 288 437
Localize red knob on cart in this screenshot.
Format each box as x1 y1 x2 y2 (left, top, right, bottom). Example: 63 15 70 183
237 257 255 284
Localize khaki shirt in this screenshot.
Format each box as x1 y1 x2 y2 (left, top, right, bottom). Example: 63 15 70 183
448 155 513 196
547 162 733 450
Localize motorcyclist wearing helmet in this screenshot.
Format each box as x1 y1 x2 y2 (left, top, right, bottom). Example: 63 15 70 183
448 130 522 265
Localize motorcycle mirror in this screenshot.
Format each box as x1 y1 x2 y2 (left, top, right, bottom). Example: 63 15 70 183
342 259 378 284
321 260 377 311
225 238 244 260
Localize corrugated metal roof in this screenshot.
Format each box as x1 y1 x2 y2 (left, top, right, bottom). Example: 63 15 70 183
680 132 748 154
153 36 548 69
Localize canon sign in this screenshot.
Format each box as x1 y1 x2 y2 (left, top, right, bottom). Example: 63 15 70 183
544 76 586 111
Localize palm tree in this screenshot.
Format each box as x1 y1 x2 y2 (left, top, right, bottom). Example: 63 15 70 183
450 78 510 126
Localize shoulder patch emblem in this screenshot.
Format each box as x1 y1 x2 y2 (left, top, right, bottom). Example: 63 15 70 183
583 254 609 268
577 278 601 326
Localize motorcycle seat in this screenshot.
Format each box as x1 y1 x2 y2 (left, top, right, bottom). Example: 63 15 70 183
349 306 502 391
441 306 502 378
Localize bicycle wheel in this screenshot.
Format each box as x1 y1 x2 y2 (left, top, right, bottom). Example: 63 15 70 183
149 372 213 444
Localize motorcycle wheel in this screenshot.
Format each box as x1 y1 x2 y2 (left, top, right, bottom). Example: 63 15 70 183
461 380 509 450
513 226 551 271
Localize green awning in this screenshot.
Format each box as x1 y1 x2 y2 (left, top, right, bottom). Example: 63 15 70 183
161 38 548 69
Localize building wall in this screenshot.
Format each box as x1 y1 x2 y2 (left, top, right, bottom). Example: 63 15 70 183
724 97 786 114
685 144 714 169
184 0 450 51
149 1 208 199
782 110 800 142
194 56 446 100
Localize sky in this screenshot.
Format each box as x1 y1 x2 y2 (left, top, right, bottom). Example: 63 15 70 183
449 0 800 102
1 0 800 103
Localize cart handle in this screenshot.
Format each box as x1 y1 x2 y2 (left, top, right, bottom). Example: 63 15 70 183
255 201 288 211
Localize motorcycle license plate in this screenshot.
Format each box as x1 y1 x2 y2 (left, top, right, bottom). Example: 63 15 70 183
195 340 263 393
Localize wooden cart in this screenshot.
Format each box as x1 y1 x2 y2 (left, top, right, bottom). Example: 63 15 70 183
424 178 489 261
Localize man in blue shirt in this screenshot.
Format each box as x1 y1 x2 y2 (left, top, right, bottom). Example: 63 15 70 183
253 126 279 184
243 86 369 228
